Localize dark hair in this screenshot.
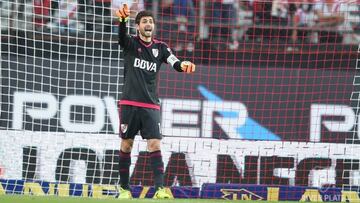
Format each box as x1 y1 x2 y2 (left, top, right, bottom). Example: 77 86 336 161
135 11 155 24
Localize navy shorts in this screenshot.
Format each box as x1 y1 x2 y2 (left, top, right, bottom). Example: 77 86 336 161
119 105 162 140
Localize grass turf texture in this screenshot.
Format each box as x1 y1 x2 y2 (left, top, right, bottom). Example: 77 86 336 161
0 195 299 203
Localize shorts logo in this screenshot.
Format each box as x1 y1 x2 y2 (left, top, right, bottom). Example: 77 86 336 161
121 124 128 133
152 49 159 57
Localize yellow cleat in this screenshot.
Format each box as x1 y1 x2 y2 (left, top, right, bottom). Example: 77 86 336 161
153 187 172 199
118 187 132 199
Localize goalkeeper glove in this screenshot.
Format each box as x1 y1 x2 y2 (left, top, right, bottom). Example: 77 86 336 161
181 61 196 74
115 4 130 22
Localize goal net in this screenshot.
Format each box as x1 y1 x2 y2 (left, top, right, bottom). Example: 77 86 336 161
0 0 359 200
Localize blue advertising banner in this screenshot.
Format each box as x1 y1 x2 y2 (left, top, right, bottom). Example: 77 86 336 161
201 183 360 202
2 179 360 201
0 179 200 199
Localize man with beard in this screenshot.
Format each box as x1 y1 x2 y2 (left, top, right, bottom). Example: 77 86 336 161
115 4 196 199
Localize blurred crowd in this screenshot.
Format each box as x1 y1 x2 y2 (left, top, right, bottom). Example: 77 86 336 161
1 0 359 50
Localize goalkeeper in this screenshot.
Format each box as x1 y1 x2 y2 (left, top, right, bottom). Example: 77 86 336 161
115 4 195 199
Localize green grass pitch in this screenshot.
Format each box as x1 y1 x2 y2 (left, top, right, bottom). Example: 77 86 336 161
0 195 298 203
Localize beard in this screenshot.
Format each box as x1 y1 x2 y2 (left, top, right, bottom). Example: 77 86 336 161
139 27 153 38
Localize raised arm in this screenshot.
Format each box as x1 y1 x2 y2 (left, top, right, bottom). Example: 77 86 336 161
115 4 131 48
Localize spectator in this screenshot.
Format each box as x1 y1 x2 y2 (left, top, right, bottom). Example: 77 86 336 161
34 0 51 30
273 0 297 42
45 0 86 33
291 0 316 43
249 0 272 41
207 0 239 50
252 0 272 24
173 0 196 52
158 0 196 52
1 0 34 31
237 1 253 41
313 0 345 43
271 0 289 26
250 0 296 43
338 0 360 44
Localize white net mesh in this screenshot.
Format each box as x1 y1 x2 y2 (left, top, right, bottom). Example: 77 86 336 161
1 0 360 200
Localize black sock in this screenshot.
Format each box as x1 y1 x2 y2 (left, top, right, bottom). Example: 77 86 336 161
119 150 131 190
150 150 164 191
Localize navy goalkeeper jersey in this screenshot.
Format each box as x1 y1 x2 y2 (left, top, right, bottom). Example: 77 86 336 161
118 21 181 109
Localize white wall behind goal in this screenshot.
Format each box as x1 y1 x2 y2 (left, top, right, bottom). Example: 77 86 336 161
0 130 359 187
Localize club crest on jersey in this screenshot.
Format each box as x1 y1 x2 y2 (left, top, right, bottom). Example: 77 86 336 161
121 124 128 133
152 49 159 57
134 58 157 72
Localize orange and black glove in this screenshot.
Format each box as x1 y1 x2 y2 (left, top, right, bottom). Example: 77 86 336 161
180 61 196 74
115 4 130 22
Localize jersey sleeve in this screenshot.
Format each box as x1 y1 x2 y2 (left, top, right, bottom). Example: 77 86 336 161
118 21 135 50
162 43 183 72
